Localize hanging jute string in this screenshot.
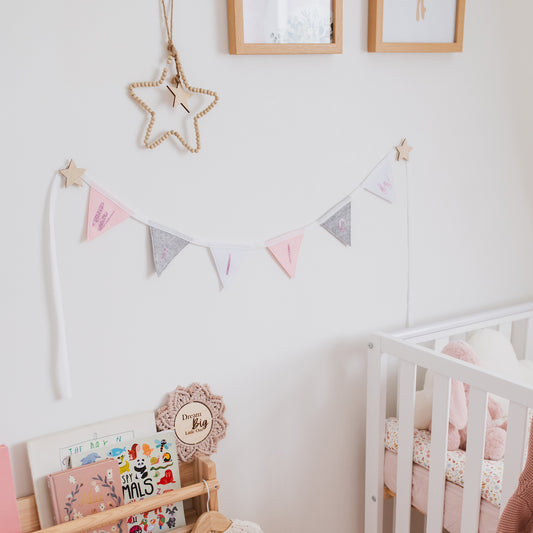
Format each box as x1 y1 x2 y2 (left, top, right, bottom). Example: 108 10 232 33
162 0 180 86
128 0 219 153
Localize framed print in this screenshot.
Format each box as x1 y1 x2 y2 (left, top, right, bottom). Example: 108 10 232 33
368 0 465 52
228 0 342 54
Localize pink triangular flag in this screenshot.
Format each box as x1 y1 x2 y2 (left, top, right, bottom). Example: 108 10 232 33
267 230 304 278
87 187 130 241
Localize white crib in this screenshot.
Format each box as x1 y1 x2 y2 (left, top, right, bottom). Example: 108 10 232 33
365 302 533 533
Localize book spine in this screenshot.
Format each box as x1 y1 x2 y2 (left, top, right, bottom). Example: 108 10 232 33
46 475 61 525
0 446 22 533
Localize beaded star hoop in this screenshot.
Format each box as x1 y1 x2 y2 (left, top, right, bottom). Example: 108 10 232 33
129 46 219 153
128 0 219 153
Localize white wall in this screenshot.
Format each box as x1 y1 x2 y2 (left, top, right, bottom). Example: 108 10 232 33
2 1 533 531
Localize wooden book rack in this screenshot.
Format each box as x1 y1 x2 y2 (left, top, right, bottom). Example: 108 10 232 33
16 455 220 533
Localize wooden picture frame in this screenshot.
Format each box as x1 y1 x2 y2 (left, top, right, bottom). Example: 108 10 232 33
227 0 342 55
368 0 465 52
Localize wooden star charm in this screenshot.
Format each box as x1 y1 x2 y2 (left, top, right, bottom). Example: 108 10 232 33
396 139 413 161
166 83 191 113
128 52 219 154
60 160 85 187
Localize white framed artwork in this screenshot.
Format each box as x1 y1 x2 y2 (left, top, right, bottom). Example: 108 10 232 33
243 0 333 44
228 0 343 54
368 0 465 52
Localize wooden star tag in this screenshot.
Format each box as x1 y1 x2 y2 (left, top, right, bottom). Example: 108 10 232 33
60 160 85 187
166 83 191 113
128 53 219 154
396 139 413 161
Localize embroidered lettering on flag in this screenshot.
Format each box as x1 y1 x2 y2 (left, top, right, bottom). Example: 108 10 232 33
86 187 130 241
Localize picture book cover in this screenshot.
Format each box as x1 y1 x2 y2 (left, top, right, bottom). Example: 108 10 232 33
72 430 186 531
48 458 123 531
27 411 156 528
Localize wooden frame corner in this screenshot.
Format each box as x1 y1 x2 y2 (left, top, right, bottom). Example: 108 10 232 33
228 0 343 55
368 0 465 53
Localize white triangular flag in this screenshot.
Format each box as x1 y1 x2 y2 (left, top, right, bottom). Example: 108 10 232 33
210 248 245 289
363 154 394 203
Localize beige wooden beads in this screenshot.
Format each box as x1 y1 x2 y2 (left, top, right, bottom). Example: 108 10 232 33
128 47 219 154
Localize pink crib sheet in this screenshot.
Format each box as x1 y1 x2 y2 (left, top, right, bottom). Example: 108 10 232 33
384 450 500 533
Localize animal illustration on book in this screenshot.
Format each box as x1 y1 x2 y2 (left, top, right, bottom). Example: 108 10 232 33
143 443 154 457
108 447 127 458
166 506 180 529
155 439 170 452
73 430 186 531
133 458 148 480
128 443 140 461
118 453 130 475
80 452 101 465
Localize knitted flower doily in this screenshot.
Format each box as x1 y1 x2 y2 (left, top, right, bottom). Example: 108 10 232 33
156 383 227 462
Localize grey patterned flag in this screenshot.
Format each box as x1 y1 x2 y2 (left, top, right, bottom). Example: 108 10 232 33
320 202 351 246
149 226 189 276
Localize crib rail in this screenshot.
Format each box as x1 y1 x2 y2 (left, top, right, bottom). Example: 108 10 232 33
365 303 533 533
393 302 533 346
380 336 533 406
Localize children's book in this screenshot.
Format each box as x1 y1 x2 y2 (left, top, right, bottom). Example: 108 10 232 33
0 445 22 533
72 430 186 531
48 458 123 532
27 411 156 528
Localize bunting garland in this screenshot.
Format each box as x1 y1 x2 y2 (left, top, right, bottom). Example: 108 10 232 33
65 149 398 284
51 144 410 399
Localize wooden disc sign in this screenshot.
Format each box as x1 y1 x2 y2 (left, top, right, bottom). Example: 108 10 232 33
156 383 227 462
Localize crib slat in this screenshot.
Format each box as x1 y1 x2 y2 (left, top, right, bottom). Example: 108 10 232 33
526 318 533 362
426 374 451 533
395 361 417 533
511 319 528 360
461 387 488 533
514 317 533 362
434 338 449 352
498 322 513 340
365 339 388 533
500 402 528 512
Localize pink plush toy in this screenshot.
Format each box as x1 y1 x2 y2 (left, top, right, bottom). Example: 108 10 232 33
438 340 507 461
